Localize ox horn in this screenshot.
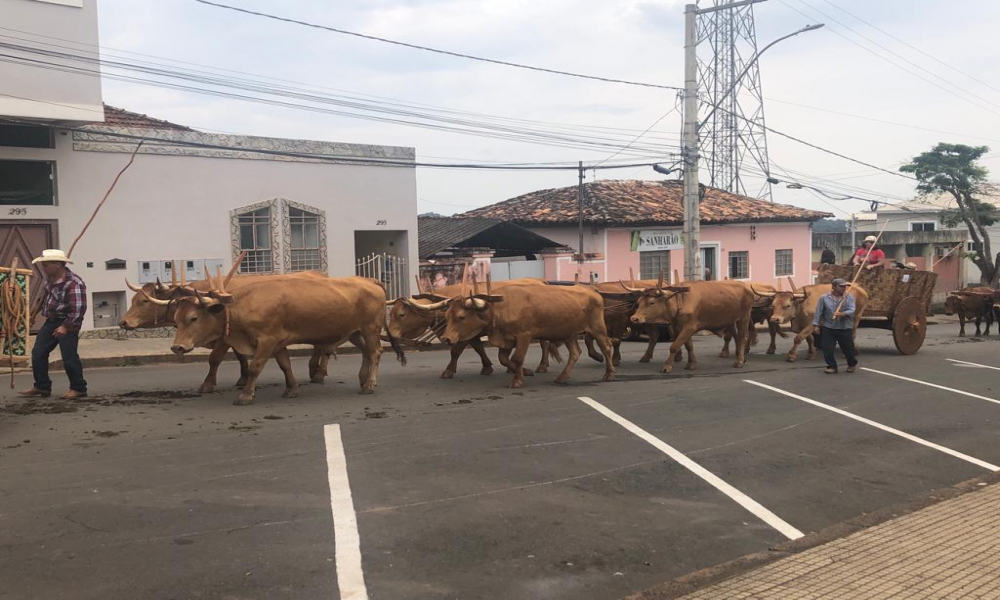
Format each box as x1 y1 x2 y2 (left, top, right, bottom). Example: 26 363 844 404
180 261 186 287
140 289 171 306
405 298 450 312
618 280 646 293
776 278 783 291
226 251 246 288
125 278 144 293
155 277 171 293
786 277 797 293
657 269 665 290
170 261 178 286
486 273 492 296
472 272 480 296
750 284 776 298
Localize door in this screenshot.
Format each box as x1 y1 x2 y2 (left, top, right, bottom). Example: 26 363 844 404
0 220 58 329
700 246 718 281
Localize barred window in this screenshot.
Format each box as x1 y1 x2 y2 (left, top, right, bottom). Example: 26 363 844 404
288 207 322 272
639 250 670 281
238 207 273 274
728 251 749 279
775 249 793 276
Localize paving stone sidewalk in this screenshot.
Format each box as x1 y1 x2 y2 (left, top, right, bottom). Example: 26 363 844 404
667 482 1000 599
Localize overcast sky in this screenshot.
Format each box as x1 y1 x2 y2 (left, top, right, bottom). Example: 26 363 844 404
89 0 1000 219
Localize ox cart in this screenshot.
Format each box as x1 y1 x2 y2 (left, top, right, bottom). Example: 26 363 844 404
816 264 938 355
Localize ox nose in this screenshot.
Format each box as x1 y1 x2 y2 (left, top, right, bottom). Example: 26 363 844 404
440 336 454 346
170 344 189 355
629 315 641 324
118 320 131 330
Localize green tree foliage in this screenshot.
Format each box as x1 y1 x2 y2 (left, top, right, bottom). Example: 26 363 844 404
901 143 1000 284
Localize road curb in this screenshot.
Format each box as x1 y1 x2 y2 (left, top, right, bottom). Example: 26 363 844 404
625 471 1000 600
55 342 450 370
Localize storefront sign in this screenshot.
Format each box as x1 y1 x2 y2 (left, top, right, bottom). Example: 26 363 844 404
630 229 683 252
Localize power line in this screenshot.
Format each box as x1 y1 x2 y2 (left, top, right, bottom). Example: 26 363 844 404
191 0 682 91
820 0 1000 98
593 94 684 167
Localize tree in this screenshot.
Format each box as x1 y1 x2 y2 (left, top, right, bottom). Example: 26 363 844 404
900 143 1000 285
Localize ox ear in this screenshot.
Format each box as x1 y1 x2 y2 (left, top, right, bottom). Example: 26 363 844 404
206 302 226 314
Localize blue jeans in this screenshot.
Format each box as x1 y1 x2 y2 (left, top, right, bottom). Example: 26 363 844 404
820 327 857 371
32 319 87 393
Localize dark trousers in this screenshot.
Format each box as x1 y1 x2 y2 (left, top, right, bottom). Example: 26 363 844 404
820 327 857 371
32 319 87 393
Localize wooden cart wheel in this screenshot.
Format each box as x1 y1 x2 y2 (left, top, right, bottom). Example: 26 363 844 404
893 296 927 355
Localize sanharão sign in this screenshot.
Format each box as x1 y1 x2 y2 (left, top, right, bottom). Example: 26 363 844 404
630 229 683 252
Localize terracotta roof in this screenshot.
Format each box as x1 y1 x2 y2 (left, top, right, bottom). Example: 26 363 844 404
99 104 193 131
463 179 832 226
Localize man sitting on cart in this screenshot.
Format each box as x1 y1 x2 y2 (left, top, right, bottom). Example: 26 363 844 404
852 235 887 269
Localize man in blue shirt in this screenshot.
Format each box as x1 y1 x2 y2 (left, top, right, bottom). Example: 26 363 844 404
812 278 858 374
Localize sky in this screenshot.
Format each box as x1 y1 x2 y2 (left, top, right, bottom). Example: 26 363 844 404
75 0 1000 218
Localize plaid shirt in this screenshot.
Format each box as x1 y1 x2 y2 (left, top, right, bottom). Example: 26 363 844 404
42 269 88 331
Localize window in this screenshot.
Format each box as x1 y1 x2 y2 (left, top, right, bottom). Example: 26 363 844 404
911 222 936 232
728 251 749 279
775 249 793 276
238 207 273 273
0 160 55 205
0 125 53 148
639 250 670 281
288 207 322 272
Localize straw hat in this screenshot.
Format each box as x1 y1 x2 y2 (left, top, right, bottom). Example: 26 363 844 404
863 235 877 243
31 249 73 265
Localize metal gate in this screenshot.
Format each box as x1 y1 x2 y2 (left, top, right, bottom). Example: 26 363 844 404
356 253 408 299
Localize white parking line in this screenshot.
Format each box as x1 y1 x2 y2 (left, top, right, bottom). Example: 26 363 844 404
744 381 1000 472
947 358 1000 372
324 424 369 600
861 367 1000 406
578 396 804 540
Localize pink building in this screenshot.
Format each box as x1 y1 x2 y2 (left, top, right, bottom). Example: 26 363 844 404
464 180 831 288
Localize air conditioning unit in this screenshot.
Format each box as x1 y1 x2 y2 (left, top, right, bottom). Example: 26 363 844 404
935 246 948 258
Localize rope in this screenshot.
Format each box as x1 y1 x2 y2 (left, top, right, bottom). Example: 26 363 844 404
0 274 27 388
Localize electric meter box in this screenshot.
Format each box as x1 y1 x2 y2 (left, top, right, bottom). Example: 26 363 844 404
183 260 204 282
203 259 225 281
137 260 161 284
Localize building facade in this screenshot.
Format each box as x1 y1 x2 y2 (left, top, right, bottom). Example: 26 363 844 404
464 180 830 287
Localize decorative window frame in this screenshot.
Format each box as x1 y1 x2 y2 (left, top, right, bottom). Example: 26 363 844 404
229 198 327 274
281 199 328 274
230 199 279 274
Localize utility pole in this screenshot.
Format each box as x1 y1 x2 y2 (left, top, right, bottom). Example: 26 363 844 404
577 160 585 272
682 4 702 282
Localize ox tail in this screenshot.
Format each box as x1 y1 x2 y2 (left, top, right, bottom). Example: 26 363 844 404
384 322 407 366
548 342 564 364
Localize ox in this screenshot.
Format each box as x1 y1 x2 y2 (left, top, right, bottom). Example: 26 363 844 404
757 282 868 362
943 288 997 336
627 279 753 372
153 275 404 404
121 271 332 393
407 284 615 388
387 279 562 378
720 282 786 357
586 280 673 366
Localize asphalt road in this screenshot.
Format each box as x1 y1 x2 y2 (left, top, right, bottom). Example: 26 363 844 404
2 322 1000 600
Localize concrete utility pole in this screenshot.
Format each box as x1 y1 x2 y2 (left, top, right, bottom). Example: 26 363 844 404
577 160 585 270
681 0 821 282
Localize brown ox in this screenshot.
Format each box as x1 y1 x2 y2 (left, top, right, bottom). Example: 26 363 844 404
943 288 997 336
387 279 561 377
160 276 404 404
408 285 615 388
628 280 753 372
121 272 331 393
587 280 672 366
758 283 868 361
721 282 786 357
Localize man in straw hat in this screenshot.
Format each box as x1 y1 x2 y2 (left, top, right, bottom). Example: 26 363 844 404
852 235 886 270
19 249 88 399
812 278 858 374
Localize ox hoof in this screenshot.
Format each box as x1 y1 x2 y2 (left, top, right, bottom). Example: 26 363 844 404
282 389 299 399
602 373 616 382
718 351 730 358
674 353 684 363
786 355 797 363
234 394 254 406
358 388 375 395
659 367 674 374
553 378 569 385
590 354 605 364
766 348 776 355
536 366 548 374
310 377 325 384
806 354 816 361
684 363 697 371
509 380 524 389
440 371 456 379
959 332 966 337
638 356 652 364
198 383 216 394
613 358 621 367
480 366 494 376
522 368 535 377
733 362 745 369
235 379 248 388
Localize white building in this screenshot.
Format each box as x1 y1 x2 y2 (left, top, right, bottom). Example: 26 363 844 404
1 0 418 331
852 194 1000 287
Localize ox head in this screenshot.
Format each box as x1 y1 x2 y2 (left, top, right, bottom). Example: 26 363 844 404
386 295 445 339
621 274 689 325
403 293 504 346
119 278 178 329
751 285 807 324
943 294 964 316
169 292 228 354
951 290 1000 314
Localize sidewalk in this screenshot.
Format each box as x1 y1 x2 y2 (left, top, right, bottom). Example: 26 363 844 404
631 475 1000 600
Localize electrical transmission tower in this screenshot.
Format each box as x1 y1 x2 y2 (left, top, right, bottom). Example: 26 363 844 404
696 0 772 200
